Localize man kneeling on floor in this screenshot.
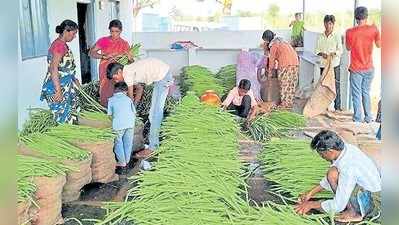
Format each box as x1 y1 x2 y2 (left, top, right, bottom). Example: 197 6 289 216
295 130 381 222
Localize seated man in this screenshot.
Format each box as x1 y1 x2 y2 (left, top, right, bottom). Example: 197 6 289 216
295 130 381 222
222 79 257 120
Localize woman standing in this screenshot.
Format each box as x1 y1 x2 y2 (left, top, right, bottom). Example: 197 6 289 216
40 20 79 123
90 19 132 107
263 30 299 109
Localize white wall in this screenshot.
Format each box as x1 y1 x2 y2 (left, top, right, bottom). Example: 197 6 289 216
119 0 134 42
134 30 291 49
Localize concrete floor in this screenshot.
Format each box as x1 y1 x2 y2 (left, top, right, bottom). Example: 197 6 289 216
62 105 382 224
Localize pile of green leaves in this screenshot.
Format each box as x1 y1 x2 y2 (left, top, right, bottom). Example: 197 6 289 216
20 133 90 161
247 111 306 142
136 84 179 117
116 43 142 65
79 110 110 122
20 108 58 137
98 94 322 225
180 65 225 97
45 124 115 143
17 154 73 204
259 139 331 199
76 80 102 112
215 64 236 93
76 83 107 113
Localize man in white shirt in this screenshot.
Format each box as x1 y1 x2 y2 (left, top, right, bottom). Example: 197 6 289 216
315 15 343 111
106 58 173 156
295 130 381 222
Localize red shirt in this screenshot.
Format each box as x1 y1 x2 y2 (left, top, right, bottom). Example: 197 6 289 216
268 41 299 73
346 24 380 72
49 39 67 56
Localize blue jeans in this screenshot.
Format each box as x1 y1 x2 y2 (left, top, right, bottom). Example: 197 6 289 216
350 189 376 218
148 71 174 150
114 128 134 166
350 70 374 122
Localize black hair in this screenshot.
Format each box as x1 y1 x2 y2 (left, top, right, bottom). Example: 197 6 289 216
324 15 336 24
262 30 275 42
310 130 345 152
106 63 124 80
56 20 78 34
355 6 368 21
238 79 251 91
295 12 302 17
114 81 128 92
109 19 123 30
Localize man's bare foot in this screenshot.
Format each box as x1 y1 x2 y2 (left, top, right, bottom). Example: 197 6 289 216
335 209 363 223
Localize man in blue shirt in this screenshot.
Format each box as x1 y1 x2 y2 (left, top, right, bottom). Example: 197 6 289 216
107 81 136 174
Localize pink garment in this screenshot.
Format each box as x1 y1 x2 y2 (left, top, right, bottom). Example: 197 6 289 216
222 87 257 108
49 39 67 56
236 51 263 100
95 36 130 107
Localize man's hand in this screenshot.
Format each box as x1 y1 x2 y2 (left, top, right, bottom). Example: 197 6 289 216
294 201 318 215
298 192 312 204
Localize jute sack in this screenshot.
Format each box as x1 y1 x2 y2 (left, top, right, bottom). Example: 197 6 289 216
72 141 118 183
303 57 336 118
335 128 358 146
260 77 281 104
357 139 382 170
78 117 111 129
17 143 93 203
61 157 92 202
31 175 66 225
17 200 33 225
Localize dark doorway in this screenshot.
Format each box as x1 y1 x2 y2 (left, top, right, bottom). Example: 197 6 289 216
77 3 92 84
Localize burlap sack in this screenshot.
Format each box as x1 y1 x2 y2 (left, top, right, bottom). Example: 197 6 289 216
260 77 281 104
133 133 145 152
78 117 111 129
335 128 358 146
303 57 336 118
17 143 45 159
17 200 33 225
31 175 66 225
357 139 382 170
17 143 93 202
17 143 92 202
255 101 276 115
61 157 93 202
72 141 118 183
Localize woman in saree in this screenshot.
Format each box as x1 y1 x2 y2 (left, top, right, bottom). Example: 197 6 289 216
263 29 299 109
90 19 133 107
40 20 79 123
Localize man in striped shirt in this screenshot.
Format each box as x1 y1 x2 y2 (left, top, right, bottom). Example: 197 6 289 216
295 130 381 222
